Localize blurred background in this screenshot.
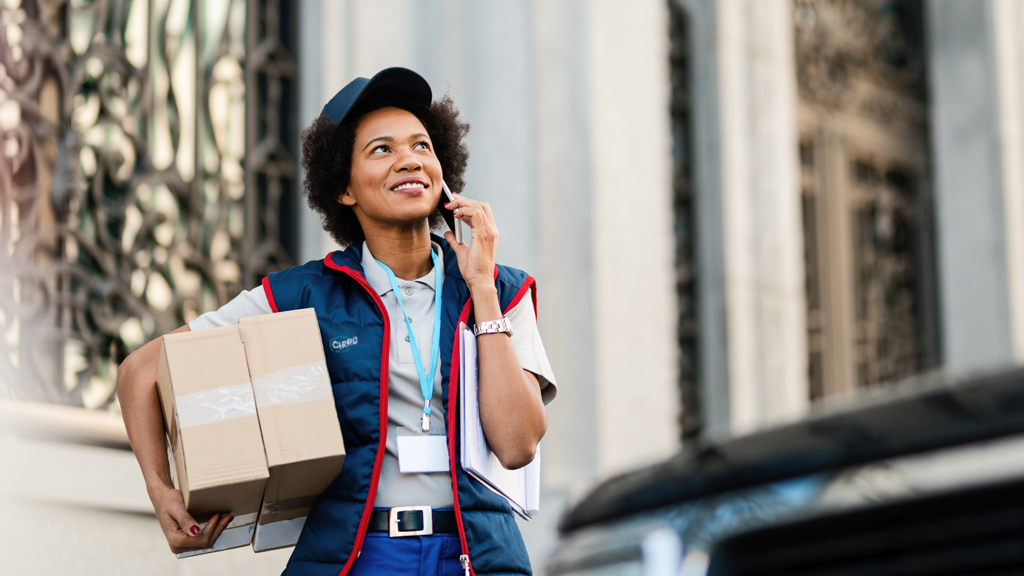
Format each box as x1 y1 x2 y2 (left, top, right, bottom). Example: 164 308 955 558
1 0 1023 573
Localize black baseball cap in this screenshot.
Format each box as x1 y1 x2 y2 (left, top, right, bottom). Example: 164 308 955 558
321 67 433 125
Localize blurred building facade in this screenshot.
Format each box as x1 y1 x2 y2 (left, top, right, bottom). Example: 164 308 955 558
2 0 1024 574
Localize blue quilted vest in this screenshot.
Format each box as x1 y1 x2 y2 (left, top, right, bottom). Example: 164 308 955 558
263 237 535 576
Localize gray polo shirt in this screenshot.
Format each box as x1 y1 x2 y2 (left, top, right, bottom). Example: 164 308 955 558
189 241 557 508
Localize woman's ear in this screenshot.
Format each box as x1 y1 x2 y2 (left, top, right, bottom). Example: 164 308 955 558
338 187 356 207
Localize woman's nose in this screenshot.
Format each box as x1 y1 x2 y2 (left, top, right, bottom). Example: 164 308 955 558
394 148 423 172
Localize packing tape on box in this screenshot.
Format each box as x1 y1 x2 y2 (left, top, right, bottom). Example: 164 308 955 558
198 512 259 529
261 495 320 516
176 383 258 428
251 362 333 407
226 512 259 528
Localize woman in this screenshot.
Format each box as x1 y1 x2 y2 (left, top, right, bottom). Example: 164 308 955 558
117 67 556 576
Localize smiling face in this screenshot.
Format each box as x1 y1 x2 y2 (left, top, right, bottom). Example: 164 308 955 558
339 106 443 234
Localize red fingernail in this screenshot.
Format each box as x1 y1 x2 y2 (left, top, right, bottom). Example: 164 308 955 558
190 525 200 535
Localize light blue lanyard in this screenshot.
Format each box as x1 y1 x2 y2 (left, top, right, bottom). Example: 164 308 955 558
375 249 443 432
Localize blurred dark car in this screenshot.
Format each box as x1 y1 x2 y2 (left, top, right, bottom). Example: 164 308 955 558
547 367 1024 576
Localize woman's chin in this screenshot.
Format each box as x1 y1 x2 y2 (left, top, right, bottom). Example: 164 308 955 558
368 213 436 232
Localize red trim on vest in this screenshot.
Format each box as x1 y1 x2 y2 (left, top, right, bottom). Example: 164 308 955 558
448 296 475 575
448 275 534 576
503 275 537 320
261 276 280 313
324 254 391 576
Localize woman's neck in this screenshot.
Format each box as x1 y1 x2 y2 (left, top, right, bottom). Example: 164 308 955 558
362 223 435 281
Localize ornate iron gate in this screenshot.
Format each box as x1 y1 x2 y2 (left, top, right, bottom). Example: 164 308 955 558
795 0 940 398
0 0 296 411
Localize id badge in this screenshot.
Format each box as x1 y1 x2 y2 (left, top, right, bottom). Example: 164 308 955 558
396 428 449 473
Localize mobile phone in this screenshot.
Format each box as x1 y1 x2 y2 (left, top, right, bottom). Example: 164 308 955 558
438 180 463 244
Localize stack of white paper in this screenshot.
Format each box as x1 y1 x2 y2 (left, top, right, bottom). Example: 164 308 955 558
459 323 540 519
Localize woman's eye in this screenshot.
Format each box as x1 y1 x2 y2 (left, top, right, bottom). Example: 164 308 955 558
414 141 430 150
372 145 389 154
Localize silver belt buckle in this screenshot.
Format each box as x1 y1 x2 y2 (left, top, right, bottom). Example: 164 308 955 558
388 505 433 537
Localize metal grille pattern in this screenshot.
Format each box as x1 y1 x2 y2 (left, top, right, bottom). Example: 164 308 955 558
851 161 924 385
0 0 294 410
799 141 825 400
669 0 699 440
795 0 938 397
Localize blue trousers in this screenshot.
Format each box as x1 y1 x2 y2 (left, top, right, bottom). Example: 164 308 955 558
348 532 465 576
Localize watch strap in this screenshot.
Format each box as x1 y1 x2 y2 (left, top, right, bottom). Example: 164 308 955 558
473 316 513 337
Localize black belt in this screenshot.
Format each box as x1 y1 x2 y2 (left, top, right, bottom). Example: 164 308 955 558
368 506 457 537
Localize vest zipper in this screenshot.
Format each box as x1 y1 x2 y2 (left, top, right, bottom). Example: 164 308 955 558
460 554 471 576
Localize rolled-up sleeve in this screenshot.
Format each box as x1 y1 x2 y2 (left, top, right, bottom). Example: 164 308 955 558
188 285 273 331
506 294 557 405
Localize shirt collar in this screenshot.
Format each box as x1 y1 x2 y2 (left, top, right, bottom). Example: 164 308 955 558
360 240 445 297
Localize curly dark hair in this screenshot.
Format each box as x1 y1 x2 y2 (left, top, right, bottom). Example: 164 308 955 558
300 91 471 247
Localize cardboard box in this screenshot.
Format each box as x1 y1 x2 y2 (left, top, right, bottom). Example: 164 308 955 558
238 308 346 552
157 326 270 558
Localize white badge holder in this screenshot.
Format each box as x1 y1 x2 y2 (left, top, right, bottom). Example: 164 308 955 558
397 427 449 473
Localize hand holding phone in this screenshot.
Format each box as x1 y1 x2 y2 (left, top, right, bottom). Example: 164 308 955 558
439 180 464 244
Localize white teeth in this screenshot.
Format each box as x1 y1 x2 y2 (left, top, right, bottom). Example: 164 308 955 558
393 182 425 191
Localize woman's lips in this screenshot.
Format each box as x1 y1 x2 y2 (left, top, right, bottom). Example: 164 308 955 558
391 186 427 196
390 178 429 194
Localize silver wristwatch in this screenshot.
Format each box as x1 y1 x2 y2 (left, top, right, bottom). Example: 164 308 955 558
473 316 513 337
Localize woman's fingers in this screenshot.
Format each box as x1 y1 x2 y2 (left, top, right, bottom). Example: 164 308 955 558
446 198 491 224
157 488 207 552
156 489 234 553
446 199 497 240
165 496 201 537
205 513 234 546
167 513 234 554
444 196 499 287
167 514 216 553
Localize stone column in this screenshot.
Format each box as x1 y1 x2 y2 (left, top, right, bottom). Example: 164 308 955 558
450 0 539 274
296 0 355 263
927 0 1024 372
993 0 1024 363
681 0 809 437
586 0 681 476
295 0 323 264
532 0 598 493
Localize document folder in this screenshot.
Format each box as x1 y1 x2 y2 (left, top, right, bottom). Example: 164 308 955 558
459 323 540 519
